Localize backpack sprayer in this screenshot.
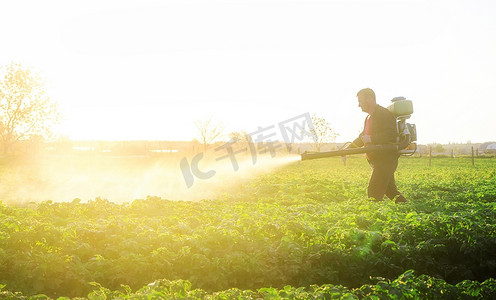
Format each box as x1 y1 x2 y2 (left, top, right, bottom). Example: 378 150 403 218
301 97 417 160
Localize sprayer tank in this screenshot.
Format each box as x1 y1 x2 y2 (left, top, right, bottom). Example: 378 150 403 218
387 97 413 118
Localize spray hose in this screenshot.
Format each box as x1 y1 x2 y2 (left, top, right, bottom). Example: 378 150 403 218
301 134 411 161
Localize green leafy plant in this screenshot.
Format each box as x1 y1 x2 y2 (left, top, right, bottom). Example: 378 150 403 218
0 156 495 298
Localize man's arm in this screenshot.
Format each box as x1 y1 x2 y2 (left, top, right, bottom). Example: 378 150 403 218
348 118 367 148
349 134 364 148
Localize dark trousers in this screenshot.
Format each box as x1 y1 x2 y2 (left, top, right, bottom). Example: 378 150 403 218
367 156 404 201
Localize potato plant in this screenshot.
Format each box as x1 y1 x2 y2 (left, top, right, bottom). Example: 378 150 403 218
0 156 495 298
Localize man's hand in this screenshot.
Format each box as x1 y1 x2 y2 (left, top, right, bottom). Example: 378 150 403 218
361 135 372 144
362 134 372 144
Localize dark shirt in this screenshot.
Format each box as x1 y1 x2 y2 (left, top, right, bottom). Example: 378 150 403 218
350 104 398 160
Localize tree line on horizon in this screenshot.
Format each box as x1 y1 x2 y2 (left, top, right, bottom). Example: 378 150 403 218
0 62 342 157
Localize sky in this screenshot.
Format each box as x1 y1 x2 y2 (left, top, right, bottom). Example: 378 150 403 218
1 0 495 144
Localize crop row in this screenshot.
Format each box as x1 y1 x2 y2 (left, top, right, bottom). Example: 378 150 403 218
1 270 496 299
0 157 495 298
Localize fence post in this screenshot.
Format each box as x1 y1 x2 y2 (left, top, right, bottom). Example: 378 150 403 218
471 146 475 166
429 146 432 167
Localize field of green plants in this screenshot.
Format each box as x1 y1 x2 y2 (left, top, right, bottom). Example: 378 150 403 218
1 156 496 299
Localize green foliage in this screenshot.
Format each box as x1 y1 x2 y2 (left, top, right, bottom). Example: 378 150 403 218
1 271 496 299
0 156 495 298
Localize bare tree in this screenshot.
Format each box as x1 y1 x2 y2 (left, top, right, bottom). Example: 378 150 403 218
195 117 224 151
0 62 60 154
227 130 251 150
308 114 338 151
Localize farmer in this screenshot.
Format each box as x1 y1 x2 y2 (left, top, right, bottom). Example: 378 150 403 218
348 88 407 203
